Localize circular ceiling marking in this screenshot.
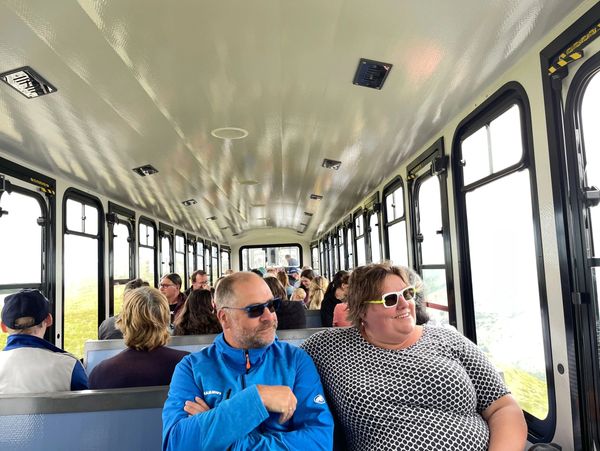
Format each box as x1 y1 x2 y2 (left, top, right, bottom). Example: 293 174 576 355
210 127 248 139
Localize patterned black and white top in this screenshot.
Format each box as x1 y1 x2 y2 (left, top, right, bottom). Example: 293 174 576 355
301 325 509 451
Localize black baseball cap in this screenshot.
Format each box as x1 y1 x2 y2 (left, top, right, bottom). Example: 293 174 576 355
1 289 50 329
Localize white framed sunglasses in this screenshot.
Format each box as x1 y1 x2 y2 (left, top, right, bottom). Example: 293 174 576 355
365 286 417 308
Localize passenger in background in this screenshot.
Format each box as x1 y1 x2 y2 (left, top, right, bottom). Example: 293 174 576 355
184 270 210 298
290 287 306 302
308 276 329 310
213 276 226 292
162 272 333 450
263 277 306 330
332 302 352 327
159 273 186 324
98 278 149 340
320 271 350 327
301 263 526 450
277 270 294 299
0 289 88 393
173 289 221 336
300 269 315 307
89 287 189 389
224 269 234 276
288 267 301 288
284 254 299 267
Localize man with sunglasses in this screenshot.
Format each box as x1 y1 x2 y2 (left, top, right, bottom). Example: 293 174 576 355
162 272 333 450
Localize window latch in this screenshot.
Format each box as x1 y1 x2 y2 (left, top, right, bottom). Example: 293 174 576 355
583 186 600 208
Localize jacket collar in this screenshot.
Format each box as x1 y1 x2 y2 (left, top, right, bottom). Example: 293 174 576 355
4 333 65 353
214 333 278 373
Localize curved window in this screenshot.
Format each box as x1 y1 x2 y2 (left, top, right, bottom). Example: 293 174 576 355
175 231 186 282
384 178 408 265
368 211 382 263
138 218 156 285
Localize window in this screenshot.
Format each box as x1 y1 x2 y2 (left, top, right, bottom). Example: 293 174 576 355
454 85 549 422
175 231 186 284
311 243 320 273
204 243 211 282
239 244 302 271
107 203 135 316
328 234 336 276
368 210 382 263
354 210 366 266
211 243 219 282
221 247 231 274
346 227 354 269
63 190 104 358
383 177 408 265
187 236 196 277
196 240 204 271
319 240 326 275
159 224 173 277
138 218 157 285
0 180 49 350
337 227 345 270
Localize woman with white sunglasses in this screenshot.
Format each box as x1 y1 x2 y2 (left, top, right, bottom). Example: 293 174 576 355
301 263 526 451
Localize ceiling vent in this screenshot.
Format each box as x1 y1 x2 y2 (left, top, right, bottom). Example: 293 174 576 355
232 233 239 237
206 216 217 221
322 158 342 170
132 164 159 176
353 58 392 90
304 211 313 217
0 66 57 99
182 199 197 206
310 194 323 200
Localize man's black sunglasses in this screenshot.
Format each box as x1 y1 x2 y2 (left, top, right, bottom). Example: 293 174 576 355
221 297 282 318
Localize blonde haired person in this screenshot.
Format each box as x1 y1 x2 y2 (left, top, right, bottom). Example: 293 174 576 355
89 287 189 389
290 288 306 301
307 276 329 310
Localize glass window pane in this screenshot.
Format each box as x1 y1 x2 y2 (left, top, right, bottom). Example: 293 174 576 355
66 198 83 233
161 237 171 276
461 127 489 186
489 105 523 172
64 234 98 359
197 243 204 270
212 245 219 278
312 247 320 273
84 204 98 235
422 268 449 325
221 251 230 274
466 170 548 419
388 221 408 266
139 247 155 283
356 237 366 266
188 243 195 273
346 229 354 269
355 216 363 236
241 248 249 271
386 186 404 221
176 235 185 252
370 214 381 263
0 191 42 285
113 223 130 280
582 72 600 258
418 177 444 264
113 283 126 315
175 253 185 277
205 248 211 280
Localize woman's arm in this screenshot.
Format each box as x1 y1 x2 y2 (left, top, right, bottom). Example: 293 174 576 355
481 394 527 451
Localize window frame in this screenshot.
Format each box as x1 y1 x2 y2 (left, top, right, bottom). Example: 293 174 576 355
107 202 135 316
174 230 187 288
238 243 303 271
62 188 105 341
452 81 553 439
382 176 408 263
158 222 174 278
138 216 158 286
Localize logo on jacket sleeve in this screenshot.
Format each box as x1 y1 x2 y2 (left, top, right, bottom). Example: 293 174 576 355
313 394 326 404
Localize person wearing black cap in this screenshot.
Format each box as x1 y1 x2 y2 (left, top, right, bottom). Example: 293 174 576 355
0 289 88 394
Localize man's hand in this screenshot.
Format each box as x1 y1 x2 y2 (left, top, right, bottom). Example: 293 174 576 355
184 396 210 416
256 385 297 424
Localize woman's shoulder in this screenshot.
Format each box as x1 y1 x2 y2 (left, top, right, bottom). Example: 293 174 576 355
301 327 358 352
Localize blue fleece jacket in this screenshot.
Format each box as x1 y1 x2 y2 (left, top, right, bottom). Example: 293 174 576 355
162 334 334 450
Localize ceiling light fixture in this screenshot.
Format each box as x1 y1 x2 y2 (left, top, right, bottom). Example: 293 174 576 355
0 66 57 99
206 216 217 221
132 164 159 176
322 158 342 170
304 212 313 216
239 180 259 186
310 194 323 200
182 199 197 206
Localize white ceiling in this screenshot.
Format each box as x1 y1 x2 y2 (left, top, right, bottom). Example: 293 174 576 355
0 0 584 242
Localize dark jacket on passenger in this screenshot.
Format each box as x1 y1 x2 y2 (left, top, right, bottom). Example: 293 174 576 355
98 315 123 340
170 292 187 324
320 293 341 328
88 346 189 389
277 301 306 330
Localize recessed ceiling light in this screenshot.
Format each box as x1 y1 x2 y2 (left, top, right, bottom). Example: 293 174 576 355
211 127 248 140
206 216 217 221
300 223 307 227
232 233 239 236
310 194 323 200
220 226 229 230
0 66 57 99
239 180 259 186
304 212 313 216
132 164 159 176
251 203 266 207
322 158 342 170
182 199 197 206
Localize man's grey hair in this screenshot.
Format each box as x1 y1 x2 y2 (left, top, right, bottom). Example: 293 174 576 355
214 271 262 309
